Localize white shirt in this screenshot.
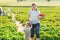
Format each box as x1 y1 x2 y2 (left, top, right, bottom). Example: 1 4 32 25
29 10 40 24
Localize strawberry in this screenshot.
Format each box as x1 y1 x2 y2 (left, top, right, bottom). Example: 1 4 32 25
39 14 45 17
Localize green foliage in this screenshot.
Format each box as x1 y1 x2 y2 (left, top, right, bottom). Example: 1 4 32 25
2 6 60 40
0 16 24 40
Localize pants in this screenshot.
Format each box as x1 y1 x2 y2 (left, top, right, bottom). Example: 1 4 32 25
31 23 40 38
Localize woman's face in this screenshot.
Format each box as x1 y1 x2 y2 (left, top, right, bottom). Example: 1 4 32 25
32 4 37 9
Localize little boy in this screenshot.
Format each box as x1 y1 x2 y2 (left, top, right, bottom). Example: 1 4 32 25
24 21 32 40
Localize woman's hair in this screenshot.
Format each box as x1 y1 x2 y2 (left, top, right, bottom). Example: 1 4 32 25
32 3 36 6
32 3 37 11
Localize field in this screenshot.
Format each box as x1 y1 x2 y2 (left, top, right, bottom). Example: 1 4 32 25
0 6 60 40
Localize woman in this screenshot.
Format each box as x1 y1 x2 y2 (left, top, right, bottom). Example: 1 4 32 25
28 3 42 40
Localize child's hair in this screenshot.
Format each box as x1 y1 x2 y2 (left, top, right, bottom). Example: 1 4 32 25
26 21 31 27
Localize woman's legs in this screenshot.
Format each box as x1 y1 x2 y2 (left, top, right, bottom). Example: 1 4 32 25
30 23 40 40
35 23 40 40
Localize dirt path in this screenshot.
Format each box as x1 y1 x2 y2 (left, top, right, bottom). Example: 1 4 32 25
15 21 24 32
12 13 24 32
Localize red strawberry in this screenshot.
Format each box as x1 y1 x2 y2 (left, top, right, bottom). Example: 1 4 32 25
39 14 45 17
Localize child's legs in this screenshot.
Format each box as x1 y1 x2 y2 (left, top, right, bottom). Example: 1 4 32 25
25 35 30 40
25 35 28 40
25 32 30 40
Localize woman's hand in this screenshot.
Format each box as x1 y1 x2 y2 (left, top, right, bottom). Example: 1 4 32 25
38 16 43 20
38 14 45 20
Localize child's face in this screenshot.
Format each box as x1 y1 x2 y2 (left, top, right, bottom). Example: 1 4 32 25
26 23 31 27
